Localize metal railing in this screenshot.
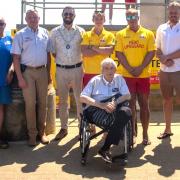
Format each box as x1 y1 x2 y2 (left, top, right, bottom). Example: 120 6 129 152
21 0 169 25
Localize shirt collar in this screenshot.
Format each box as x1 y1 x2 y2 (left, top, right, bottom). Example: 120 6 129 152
27 26 39 33
61 24 76 30
102 75 114 86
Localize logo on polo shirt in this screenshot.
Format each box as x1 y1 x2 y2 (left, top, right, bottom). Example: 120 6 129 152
112 88 119 92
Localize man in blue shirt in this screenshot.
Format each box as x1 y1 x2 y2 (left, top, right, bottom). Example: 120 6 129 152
0 17 13 149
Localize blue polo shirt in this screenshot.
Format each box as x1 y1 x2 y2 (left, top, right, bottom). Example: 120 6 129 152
0 35 12 86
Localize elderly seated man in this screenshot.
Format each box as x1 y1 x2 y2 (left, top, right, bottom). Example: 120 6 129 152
80 58 131 163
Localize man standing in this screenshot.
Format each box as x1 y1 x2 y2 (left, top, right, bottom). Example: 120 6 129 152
81 10 115 87
156 1 180 139
11 10 51 146
50 6 84 141
115 8 155 145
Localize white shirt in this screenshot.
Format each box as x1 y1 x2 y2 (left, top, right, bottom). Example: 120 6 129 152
81 74 130 102
50 24 85 65
11 26 50 67
156 22 180 72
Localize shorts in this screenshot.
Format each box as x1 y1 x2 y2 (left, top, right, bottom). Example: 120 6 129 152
102 0 115 2
83 74 98 87
0 85 12 104
125 0 137 3
124 77 150 94
159 70 180 98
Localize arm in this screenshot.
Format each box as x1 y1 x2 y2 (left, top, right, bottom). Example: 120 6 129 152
6 63 14 84
91 45 114 55
13 54 27 89
81 45 99 57
132 50 155 77
116 51 134 74
80 95 116 113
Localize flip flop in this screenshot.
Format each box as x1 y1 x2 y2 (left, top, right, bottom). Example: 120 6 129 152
157 132 174 139
142 139 151 146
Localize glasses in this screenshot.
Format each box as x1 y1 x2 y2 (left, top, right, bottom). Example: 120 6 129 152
63 12 74 17
0 22 5 26
94 10 104 15
126 15 138 21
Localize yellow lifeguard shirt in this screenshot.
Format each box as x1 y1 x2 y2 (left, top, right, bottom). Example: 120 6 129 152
81 28 115 74
115 26 156 78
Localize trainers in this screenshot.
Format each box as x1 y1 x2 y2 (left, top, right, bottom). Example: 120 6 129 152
98 149 112 163
54 129 68 141
0 139 9 149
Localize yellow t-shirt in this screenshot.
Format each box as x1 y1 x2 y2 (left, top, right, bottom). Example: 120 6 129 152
81 28 115 74
115 26 156 78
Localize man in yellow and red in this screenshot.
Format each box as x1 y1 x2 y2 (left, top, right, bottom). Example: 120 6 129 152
115 8 156 145
81 10 115 87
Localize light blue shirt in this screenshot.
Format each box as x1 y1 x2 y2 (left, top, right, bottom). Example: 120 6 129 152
11 26 50 67
81 74 130 102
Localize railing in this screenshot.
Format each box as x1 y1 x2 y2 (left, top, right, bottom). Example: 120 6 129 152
21 0 169 25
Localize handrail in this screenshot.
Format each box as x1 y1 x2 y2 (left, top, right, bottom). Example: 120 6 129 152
21 0 169 25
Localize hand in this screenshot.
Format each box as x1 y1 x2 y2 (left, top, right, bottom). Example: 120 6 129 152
101 101 116 113
159 54 168 64
131 66 143 77
164 59 174 67
18 77 28 89
6 70 14 84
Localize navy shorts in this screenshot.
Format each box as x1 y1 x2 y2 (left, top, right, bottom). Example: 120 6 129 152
0 85 12 104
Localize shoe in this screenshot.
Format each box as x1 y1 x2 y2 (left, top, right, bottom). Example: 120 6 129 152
142 139 151 146
28 137 37 147
98 149 112 163
40 135 50 144
157 132 173 139
0 139 9 149
54 129 68 141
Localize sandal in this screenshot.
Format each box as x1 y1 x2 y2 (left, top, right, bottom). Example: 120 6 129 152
157 132 173 139
142 139 151 146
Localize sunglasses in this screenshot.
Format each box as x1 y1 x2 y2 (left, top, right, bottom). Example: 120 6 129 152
94 10 104 14
0 22 5 26
126 15 138 21
63 12 74 17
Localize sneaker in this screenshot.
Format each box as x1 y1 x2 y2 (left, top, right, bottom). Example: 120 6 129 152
98 149 112 163
54 129 68 141
0 139 9 149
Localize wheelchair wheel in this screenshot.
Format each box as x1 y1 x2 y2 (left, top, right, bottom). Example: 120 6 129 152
126 119 133 152
80 118 91 165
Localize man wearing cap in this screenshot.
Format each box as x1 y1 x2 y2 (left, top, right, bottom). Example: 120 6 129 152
50 6 85 141
115 8 156 145
11 9 51 146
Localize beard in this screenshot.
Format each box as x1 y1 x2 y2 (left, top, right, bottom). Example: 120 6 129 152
63 18 74 25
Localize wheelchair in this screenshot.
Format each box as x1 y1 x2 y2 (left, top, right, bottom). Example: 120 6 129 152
79 102 133 166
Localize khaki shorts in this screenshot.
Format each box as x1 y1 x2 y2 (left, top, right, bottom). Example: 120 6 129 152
159 70 180 98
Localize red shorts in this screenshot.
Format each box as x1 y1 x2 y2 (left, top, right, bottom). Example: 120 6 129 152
124 77 150 94
102 0 115 2
125 0 137 3
83 74 98 87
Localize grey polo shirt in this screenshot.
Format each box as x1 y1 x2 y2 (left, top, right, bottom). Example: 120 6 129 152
81 74 130 102
11 26 51 67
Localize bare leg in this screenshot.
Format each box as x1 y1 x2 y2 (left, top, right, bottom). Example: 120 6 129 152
109 4 113 24
137 93 150 141
163 97 173 133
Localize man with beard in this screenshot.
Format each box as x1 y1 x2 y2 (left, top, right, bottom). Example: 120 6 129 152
50 6 85 141
156 1 180 139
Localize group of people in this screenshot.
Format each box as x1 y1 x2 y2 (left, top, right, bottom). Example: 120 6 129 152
0 1 180 163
